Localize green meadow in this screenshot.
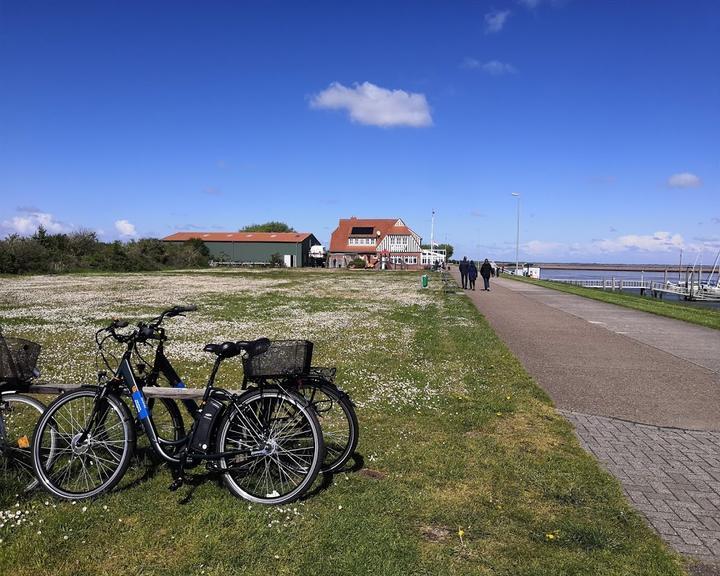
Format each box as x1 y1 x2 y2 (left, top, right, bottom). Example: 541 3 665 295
0 270 685 575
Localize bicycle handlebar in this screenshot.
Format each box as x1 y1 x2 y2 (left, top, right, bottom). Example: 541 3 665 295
96 306 198 349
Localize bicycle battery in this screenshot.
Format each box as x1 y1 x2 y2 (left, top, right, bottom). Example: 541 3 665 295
189 397 224 453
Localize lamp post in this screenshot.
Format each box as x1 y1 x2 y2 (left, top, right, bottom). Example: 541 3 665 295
511 193 520 275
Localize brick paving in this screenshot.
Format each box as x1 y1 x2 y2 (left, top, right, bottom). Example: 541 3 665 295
562 410 720 563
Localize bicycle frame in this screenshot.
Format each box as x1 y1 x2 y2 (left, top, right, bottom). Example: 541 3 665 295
144 339 199 416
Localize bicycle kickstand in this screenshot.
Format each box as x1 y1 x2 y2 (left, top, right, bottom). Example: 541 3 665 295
168 455 187 491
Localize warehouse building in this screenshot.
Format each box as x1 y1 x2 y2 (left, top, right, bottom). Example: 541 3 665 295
163 231 321 267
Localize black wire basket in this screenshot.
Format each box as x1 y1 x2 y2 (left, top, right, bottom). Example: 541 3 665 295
308 367 336 383
243 340 313 379
0 336 41 385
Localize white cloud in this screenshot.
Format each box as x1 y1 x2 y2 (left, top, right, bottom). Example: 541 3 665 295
1 211 68 236
667 172 702 188
481 60 517 75
484 10 510 33
114 219 137 238
517 231 719 259
525 240 567 255
592 231 685 253
517 0 541 7
461 58 516 75
310 82 432 127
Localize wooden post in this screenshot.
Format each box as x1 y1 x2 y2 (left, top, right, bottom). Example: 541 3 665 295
612 276 616 291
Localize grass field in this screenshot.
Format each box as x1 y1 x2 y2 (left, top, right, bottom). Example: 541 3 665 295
0 270 686 575
504 274 720 331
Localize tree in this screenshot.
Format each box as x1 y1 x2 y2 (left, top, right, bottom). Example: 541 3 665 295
269 253 285 267
421 243 454 259
240 222 296 233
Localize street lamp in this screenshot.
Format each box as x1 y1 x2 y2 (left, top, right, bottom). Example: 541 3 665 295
511 193 520 275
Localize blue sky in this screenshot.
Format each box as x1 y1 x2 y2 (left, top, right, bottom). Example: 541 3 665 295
1 0 718 264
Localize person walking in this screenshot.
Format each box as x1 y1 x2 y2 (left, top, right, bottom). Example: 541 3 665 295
480 258 493 291
468 260 478 290
459 257 469 289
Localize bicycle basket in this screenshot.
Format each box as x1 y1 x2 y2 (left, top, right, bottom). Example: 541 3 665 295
0 336 41 385
243 340 313 379
308 366 336 383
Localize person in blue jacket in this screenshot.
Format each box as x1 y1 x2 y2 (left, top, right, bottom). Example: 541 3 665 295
468 260 478 290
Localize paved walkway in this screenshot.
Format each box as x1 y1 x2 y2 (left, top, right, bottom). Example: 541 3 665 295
453 272 720 567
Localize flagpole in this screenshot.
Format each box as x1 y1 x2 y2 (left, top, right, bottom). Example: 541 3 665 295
430 210 435 263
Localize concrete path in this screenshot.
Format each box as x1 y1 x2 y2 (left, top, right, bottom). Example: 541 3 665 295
452 272 720 567
456 275 720 431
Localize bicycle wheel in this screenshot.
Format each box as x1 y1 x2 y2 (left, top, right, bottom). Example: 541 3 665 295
216 388 324 505
0 393 46 492
32 389 136 500
143 397 185 457
298 380 358 473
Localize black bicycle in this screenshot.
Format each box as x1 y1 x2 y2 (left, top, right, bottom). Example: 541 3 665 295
131 307 359 473
0 326 46 493
31 309 325 505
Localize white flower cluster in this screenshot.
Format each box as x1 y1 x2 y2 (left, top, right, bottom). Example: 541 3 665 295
0 270 466 410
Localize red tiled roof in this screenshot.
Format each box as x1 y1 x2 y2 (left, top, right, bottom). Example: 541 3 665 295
329 218 419 253
163 232 312 243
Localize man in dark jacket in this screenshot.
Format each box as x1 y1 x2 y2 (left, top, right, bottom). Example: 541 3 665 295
459 257 469 289
480 259 493 291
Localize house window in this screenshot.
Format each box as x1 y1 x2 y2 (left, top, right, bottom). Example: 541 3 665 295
404 256 417 264
348 237 376 246
388 235 410 252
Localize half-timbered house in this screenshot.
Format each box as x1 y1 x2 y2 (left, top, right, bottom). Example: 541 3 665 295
328 217 423 269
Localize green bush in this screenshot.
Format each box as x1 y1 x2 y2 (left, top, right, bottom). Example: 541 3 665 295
0 227 210 274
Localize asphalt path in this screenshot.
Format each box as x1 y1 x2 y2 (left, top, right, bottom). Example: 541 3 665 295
452 272 720 430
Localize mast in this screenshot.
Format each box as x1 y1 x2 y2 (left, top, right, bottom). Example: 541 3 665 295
678 249 682 283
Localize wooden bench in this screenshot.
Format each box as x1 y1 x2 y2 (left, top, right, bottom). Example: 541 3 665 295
440 271 456 293
28 383 211 399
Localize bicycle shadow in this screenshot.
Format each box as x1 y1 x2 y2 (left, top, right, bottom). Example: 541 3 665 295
300 452 364 501
116 448 366 504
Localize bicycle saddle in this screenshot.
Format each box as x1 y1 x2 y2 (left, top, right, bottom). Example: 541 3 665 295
203 338 270 359
203 342 242 359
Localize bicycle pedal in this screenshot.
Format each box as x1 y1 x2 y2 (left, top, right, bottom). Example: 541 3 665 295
168 477 185 491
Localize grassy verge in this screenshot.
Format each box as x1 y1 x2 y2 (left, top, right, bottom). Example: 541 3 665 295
0 270 686 575
504 274 720 330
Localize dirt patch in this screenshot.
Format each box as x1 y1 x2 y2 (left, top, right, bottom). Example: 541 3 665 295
359 468 386 480
420 525 451 542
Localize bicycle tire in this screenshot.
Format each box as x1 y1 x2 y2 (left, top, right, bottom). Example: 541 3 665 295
0 393 46 492
297 380 359 473
143 397 185 457
32 389 136 500
216 388 324 505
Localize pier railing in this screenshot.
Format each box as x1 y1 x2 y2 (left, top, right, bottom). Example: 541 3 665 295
545 278 720 301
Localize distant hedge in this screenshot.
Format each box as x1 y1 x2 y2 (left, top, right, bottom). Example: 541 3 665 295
0 227 210 274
